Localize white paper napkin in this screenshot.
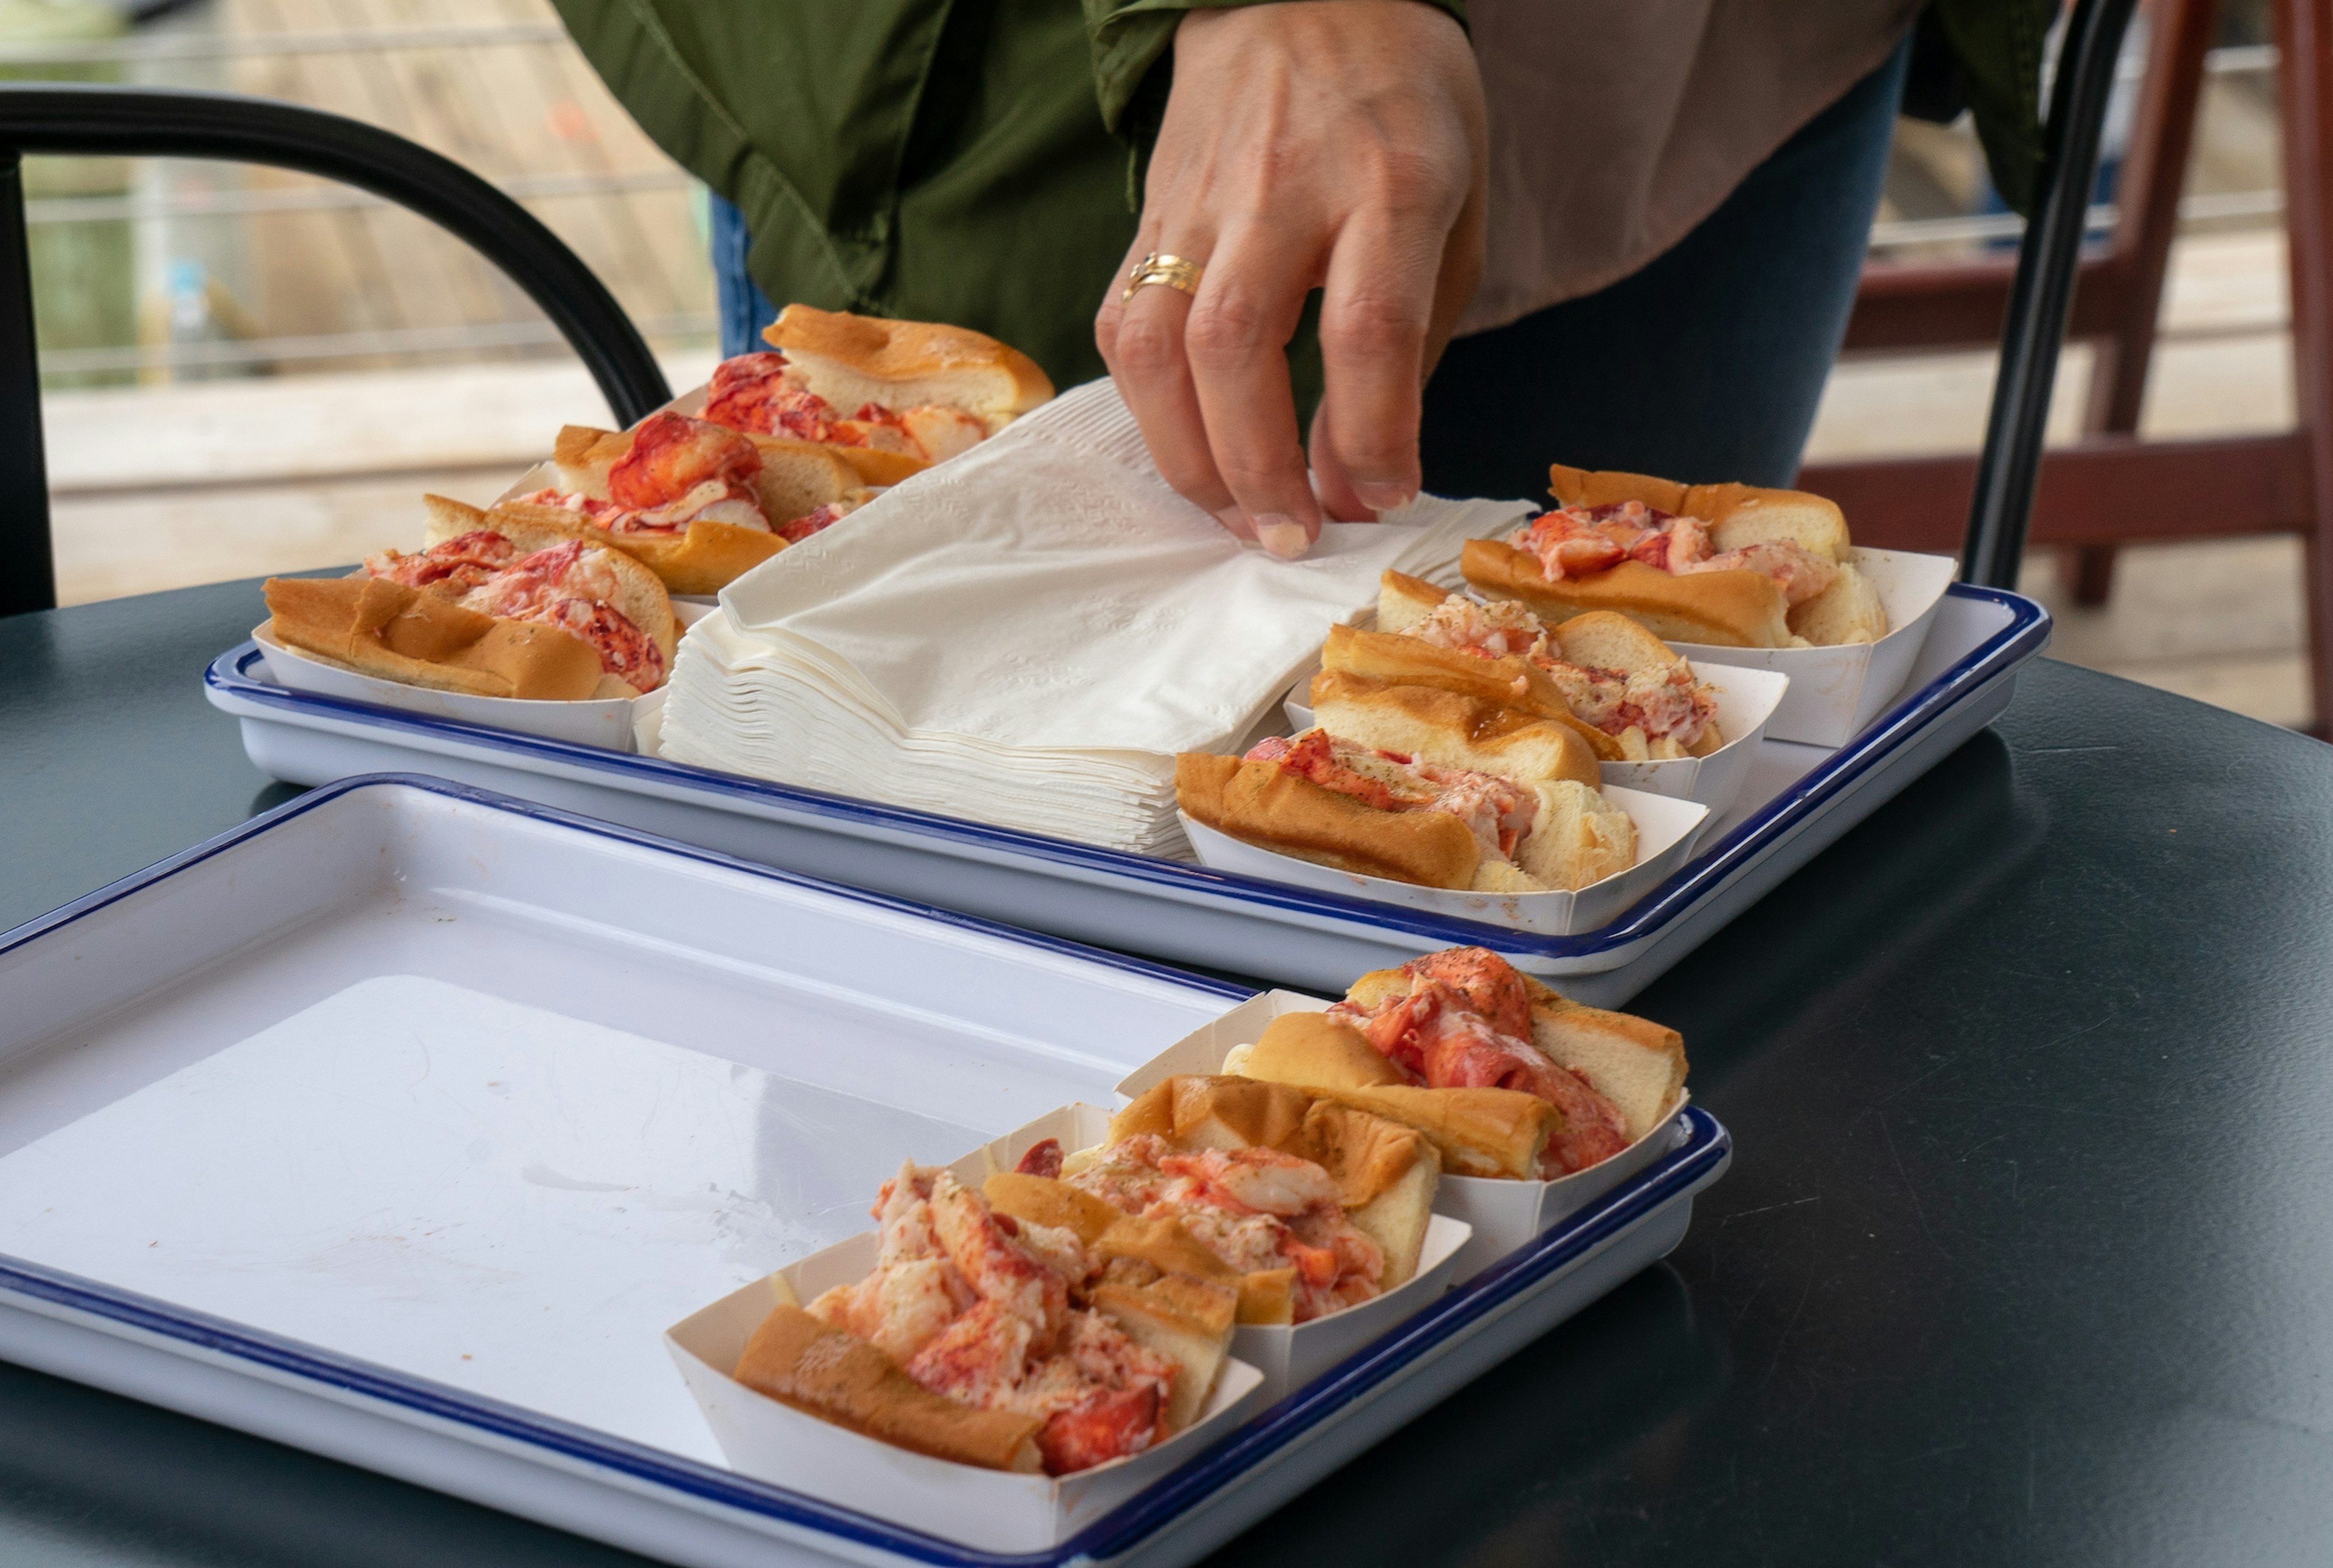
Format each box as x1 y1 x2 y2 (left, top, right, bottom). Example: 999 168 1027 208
656 379 1532 854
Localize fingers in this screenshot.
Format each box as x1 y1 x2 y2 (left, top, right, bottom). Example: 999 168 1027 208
1182 217 1322 556
1312 191 1452 515
1098 235 1250 539
1307 397 1376 523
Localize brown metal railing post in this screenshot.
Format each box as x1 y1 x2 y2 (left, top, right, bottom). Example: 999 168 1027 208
2281 0 2333 736
2068 0 2222 606
0 151 52 617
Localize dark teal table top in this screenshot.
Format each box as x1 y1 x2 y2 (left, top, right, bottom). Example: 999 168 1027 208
5 579 2333 1567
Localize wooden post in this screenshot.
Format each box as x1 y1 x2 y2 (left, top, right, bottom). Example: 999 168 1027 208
2283 0 2333 734
2069 0 2222 606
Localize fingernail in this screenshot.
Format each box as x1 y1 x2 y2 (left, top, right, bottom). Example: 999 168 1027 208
1255 515 1310 560
1352 482 1417 513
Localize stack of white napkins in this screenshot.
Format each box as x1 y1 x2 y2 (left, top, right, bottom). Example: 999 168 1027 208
656 379 1532 855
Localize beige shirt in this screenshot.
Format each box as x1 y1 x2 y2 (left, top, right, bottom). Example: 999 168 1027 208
1459 0 1922 335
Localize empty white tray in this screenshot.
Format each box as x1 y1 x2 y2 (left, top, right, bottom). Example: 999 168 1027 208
0 776 1731 1568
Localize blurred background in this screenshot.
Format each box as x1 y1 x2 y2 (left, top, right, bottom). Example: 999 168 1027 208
13 0 2303 725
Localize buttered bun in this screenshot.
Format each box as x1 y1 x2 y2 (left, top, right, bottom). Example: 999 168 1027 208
764 304 1055 434
1320 624 1623 761
1306 670 1602 786
1461 465 1887 648
733 1304 1046 1472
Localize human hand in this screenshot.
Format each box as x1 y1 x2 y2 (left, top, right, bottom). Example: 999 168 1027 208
1094 0 1486 558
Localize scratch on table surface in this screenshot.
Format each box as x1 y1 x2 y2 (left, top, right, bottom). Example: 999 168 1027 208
1755 1278 1815 1390
1879 1111 1953 1263
2031 1012 2115 1054
1721 1194 1821 1224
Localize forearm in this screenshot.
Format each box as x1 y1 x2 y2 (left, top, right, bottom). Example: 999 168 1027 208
1083 0 1467 139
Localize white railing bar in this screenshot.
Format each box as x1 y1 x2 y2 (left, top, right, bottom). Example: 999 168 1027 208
0 23 569 66
21 167 694 225
1869 187 2284 249
38 313 715 375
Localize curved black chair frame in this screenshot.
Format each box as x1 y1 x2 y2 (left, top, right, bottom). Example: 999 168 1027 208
0 83 673 617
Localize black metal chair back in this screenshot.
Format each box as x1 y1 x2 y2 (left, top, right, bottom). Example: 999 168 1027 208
1965 0 2142 587
0 82 673 617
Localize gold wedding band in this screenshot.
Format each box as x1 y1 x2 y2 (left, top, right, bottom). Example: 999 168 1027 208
1122 252 1205 303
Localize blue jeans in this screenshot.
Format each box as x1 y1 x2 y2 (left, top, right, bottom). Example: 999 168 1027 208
711 191 779 359
1420 37 1912 496
709 36 1909 492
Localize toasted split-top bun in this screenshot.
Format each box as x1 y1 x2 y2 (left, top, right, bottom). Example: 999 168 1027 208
1546 609 1679 676
1110 1074 1315 1154
1287 673 1636 891
1787 561 1890 645
1340 964 1688 1148
986 1168 1298 1326
1101 1215 1295 1326
1228 1012 1410 1092
1087 1273 1236 1430
1516 779 1637 890
548 425 623 499
981 1173 1125 1244
1544 611 1725 758
1547 464 1851 563
1287 1100 1439 1288
1307 670 1603 787
1462 465 1877 648
1371 585 1722 759
1224 1013 1556 1180
1555 465 1886 646
486 498 784 598
422 495 680 671
1320 625 1623 761
1463 538 1792 649
1109 1077 1437 1289
1375 569 1447 635
1175 751 1483 890
540 425 879 594
733 1304 1045 1472
264 575 606 700
1518 974 1688 1143
552 422 866 524
746 434 877 518
764 303 1055 434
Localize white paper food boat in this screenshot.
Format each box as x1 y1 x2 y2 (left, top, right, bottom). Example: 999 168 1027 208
1181 783 1709 937
250 600 713 753
665 1100 1471 1551
666 1251 1268 1555
1664 546 1959 747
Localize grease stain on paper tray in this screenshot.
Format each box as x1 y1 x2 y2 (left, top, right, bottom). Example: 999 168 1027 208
0 974 987 1462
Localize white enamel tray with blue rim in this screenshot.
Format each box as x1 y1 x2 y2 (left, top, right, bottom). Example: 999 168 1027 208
203 584 2049 1002
0 776 1730 1568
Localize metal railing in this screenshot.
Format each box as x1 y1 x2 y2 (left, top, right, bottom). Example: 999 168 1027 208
7 19 711 378
0 23 570 67
1872 41 2282 252
38 312 714 377
22 166 695 226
